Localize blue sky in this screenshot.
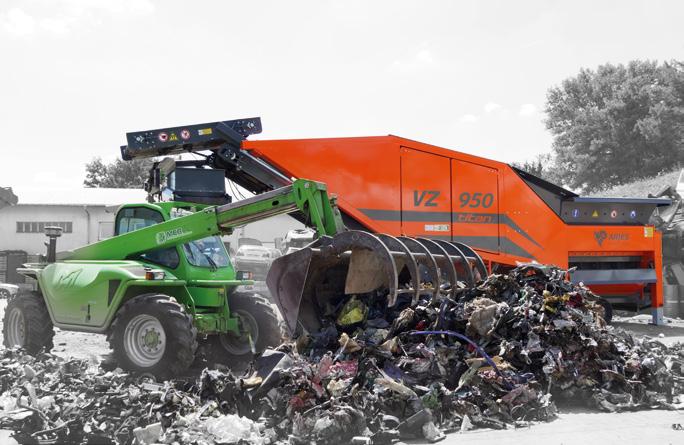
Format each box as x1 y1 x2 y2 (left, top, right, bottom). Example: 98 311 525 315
0 0 682 189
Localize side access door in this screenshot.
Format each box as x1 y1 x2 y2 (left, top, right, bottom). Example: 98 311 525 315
400 147 451 239
451 160 500 253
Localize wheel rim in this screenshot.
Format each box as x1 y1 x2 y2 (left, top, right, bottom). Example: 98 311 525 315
0 290 9 298
123 314 166 368
219 310 259 355
6 307 26 346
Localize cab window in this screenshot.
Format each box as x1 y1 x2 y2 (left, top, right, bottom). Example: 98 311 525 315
140 247 180 269
183 236 230 268
115 207 164 235
115 207 179 269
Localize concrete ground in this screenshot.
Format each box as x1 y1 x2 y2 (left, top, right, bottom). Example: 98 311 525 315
440 410 684 445
0 299 682 444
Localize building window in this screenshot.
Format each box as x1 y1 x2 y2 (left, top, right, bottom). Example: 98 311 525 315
16 221 73 234
98 222 114 240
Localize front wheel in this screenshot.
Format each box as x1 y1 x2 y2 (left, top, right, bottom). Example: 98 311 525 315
211 293 282 366
0 289 11 299
107 294 197 379
2 292 54 353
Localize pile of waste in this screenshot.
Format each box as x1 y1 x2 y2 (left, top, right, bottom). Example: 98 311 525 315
1 264 683 444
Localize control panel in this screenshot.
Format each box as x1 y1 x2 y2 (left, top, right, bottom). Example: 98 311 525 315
560 197 671 225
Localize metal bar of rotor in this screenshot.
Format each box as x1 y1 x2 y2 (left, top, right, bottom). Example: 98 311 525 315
398 236 441 300
376 234 421 304
416 238 458 298
452 241 487 281
433 239 475 287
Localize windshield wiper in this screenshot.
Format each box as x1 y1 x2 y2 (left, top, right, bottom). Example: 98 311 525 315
203 252 218 271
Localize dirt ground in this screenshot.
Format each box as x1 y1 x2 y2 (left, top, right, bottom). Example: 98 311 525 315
0 299 683 444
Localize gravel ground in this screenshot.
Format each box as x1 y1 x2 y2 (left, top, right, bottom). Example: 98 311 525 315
0 299 683 444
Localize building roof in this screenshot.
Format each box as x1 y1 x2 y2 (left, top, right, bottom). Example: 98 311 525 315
12 187 147 206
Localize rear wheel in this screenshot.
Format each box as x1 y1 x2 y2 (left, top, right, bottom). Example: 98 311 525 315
107 294 197 378
2 292 54 353
0 289 11 299
211 293 282 366
596 298 613 323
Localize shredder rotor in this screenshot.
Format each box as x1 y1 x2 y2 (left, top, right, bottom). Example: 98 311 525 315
267 230 487 335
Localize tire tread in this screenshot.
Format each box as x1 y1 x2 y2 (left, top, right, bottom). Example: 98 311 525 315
2 292 54 354
107 294 197 378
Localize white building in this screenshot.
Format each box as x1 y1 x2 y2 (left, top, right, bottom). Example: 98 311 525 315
0 187 147 255
0 187 304 256
225 214 304 252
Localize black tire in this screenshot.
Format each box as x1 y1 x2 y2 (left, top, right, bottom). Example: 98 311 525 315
210 292 282 366
107 294 197 379
0 289 10 299
2 291 54 354
597 298 613 324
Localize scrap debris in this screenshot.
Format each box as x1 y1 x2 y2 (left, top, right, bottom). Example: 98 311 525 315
1 264 683 444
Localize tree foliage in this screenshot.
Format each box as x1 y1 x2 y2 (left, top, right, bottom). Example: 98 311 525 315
510 153 566 186
510 153 559 182
84 157 153 188
545 60 684 192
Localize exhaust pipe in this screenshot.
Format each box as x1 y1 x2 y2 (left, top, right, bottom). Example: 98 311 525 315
44 226 63 263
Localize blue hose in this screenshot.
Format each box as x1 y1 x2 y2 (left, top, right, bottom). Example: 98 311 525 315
408 330 514 390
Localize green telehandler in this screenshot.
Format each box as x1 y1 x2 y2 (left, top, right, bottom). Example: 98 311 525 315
3 118 485 377
3 179 343 377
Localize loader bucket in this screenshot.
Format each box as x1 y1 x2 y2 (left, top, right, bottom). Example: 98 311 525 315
267 230 487 335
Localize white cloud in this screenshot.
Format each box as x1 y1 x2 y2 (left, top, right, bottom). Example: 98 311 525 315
415 49 434 64
389 47 436 72
459 114 479 124
1 1 155 36
39 16 75 35
2 8 36 36
51 0 155 15
519 103 538 117
484 102 502 113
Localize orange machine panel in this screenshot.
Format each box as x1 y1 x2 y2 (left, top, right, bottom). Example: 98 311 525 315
452 160 500 254
497 168 567 264
243 135 665 318
400 147 451 239
246 137 403 235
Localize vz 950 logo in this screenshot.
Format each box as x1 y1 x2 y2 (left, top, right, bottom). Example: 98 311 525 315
413 190 440 207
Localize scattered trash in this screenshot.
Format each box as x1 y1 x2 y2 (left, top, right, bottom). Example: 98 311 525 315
0 263 682 444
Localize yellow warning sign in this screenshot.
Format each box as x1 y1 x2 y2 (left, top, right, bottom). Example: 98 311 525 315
591 210 599 218
169 133 179 142
198 128 213 136
644 227 654 238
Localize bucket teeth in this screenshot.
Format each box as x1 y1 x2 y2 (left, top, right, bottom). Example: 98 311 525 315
267 230 487 335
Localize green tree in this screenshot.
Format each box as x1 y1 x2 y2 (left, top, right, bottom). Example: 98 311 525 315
511 153 549 178
545 60 684 192
510 153 564 185
84 157 153 188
